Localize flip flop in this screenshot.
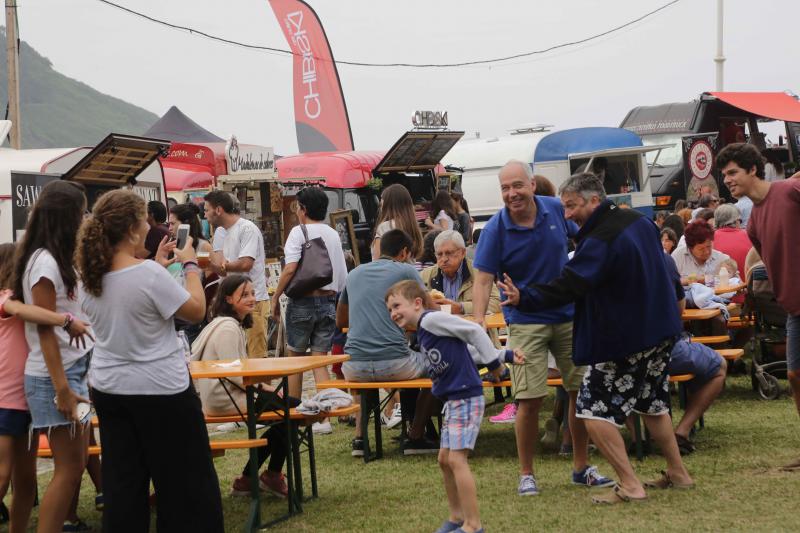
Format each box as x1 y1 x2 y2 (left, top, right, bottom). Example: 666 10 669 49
591 485 647 505
779 458 800 472
643 470 695 490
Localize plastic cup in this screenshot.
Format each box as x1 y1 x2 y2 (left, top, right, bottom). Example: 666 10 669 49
440 304 451 314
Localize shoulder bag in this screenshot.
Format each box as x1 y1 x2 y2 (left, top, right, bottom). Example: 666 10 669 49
284 224 333 299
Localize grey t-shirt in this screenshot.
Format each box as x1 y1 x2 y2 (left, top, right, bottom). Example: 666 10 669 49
342 259 423 361
82 260 190 395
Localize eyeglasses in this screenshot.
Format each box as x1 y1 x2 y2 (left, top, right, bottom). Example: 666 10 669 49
435 250 462 259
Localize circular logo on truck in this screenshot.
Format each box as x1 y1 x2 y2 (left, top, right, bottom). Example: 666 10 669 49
688 140 713 180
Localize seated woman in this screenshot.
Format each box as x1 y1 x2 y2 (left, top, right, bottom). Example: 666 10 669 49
671 220 731 285
191 274 295 497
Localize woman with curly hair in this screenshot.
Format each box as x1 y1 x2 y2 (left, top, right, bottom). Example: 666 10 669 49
76 189 223 531
12 180 93 533
371 184 424 261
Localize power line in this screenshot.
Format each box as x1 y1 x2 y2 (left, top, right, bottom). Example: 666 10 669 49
95 0 682 68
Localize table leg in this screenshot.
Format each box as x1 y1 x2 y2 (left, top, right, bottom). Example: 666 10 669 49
280 376 299 516
290 420 303 511
245 386 261 532
307 426 318 498
360 392 372 463
373 392 383 460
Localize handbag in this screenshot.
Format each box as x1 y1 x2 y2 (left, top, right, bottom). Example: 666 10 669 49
284 224 333 299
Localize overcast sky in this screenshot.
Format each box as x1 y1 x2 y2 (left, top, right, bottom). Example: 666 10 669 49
15 0 800 154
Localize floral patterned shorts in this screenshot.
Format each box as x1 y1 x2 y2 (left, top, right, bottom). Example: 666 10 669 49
575 339 673 427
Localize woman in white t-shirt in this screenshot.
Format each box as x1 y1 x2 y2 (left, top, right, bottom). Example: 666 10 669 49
370 184 424 261
76 190 223 530
12 180 95 532
425 189 456 231
271 187 348 399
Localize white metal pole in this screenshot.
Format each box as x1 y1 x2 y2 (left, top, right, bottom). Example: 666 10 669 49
714 0 725 91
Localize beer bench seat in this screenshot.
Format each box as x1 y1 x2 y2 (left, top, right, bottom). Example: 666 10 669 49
36 438 268 459
717 348 744 361
203 405 360 425
690 335 731 345
316 380 511 462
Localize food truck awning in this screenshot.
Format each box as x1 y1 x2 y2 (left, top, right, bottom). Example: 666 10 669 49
705 92 800 122
535 127 643 163
276 151 385 188
61 134 170 186
164 162 216 192
375 131 464 173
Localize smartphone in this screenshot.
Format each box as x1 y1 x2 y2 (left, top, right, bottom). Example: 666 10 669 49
176 224 190 250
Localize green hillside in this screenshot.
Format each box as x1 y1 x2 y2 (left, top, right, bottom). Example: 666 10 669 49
1 27 158 148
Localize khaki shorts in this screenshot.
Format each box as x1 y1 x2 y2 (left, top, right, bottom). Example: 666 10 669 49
508 322 586 400
246 299 270 358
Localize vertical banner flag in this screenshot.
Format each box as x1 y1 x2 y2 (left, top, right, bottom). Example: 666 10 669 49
269 0 354 153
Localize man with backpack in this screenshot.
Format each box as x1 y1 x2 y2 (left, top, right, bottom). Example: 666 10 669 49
718 143 800 470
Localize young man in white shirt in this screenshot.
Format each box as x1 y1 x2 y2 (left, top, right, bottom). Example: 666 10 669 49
204 190 270 358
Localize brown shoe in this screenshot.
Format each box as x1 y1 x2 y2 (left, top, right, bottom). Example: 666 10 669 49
591 485 647 505
643 470 695 490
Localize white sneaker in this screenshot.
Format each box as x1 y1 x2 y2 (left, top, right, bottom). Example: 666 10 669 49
312 421 332 435
215 422 241 433
381 404 402 429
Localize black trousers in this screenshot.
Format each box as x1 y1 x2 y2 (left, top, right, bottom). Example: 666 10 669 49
241 424 288 476
93 386 224 533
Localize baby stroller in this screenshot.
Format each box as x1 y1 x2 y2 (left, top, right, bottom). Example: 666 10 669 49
745 263 788 400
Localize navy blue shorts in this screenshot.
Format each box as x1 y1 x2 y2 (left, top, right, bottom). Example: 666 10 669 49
0 408 32 436
669 339 722 388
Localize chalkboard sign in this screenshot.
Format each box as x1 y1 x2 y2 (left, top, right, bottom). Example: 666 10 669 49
436 174 452 192
329 210 360 265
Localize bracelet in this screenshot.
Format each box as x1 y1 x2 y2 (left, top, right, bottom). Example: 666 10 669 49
62 313 74 332
182 261 199 268
183 264 202 277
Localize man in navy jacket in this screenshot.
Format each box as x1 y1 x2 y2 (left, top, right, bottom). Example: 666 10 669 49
500 173 694 504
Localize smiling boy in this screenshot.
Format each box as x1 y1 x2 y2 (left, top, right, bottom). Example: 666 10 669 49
385 280 522 533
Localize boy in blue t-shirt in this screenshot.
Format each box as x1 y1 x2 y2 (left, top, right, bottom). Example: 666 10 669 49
385 280 523 533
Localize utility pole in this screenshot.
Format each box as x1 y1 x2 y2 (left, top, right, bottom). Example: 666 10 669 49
714 0 725 91
5 0 21 148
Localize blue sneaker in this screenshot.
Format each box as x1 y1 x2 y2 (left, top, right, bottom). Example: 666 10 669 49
572 465 615 488
434 520 463 533
518 474 539 496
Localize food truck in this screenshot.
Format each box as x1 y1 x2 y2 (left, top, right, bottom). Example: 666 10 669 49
1 130 170 243
532 127 669 218
620 91 800 209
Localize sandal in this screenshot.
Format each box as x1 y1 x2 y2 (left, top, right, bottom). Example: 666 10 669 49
591 485 647 505
675 434 696 455
643 470 695 490
780 457 800 471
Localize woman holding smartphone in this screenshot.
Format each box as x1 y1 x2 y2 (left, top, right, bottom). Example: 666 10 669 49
76 190 223 531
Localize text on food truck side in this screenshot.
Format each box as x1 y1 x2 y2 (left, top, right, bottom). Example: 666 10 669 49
286 11 321 120
15 184 43 208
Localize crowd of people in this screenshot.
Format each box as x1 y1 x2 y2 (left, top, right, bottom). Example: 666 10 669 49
0 141 798 532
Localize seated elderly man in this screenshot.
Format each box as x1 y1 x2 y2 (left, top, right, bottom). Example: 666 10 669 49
421 230 502 317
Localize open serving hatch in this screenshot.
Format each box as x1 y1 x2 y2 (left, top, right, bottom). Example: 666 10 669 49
61 133 170 186
374 130 464 173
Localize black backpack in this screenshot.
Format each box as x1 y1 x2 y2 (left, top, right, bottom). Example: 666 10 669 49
745 264 788 328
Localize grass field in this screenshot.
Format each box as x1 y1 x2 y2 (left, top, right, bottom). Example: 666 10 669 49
24 376 800 532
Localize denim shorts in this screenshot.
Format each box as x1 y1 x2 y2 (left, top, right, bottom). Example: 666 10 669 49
342 351 429 382
441 395 485 450
0 408 32 436
668 339 723 388
24 352 91 430
285 296 336 353
787 314 800 372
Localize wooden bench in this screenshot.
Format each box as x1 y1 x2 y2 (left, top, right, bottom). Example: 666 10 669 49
716 348 744 362
727 316 754 329
203 405 360 425
317 380 509 462
36 438 268 459
690 335 731 345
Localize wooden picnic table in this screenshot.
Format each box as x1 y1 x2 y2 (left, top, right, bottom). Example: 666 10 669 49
190 355 348 530
463 312 506 330
714 281 747 296
681 308 722 321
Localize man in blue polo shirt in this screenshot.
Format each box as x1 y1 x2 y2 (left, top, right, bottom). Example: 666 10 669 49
472 160 612 496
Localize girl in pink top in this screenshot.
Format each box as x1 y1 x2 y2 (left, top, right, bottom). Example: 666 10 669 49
0 244 91 533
